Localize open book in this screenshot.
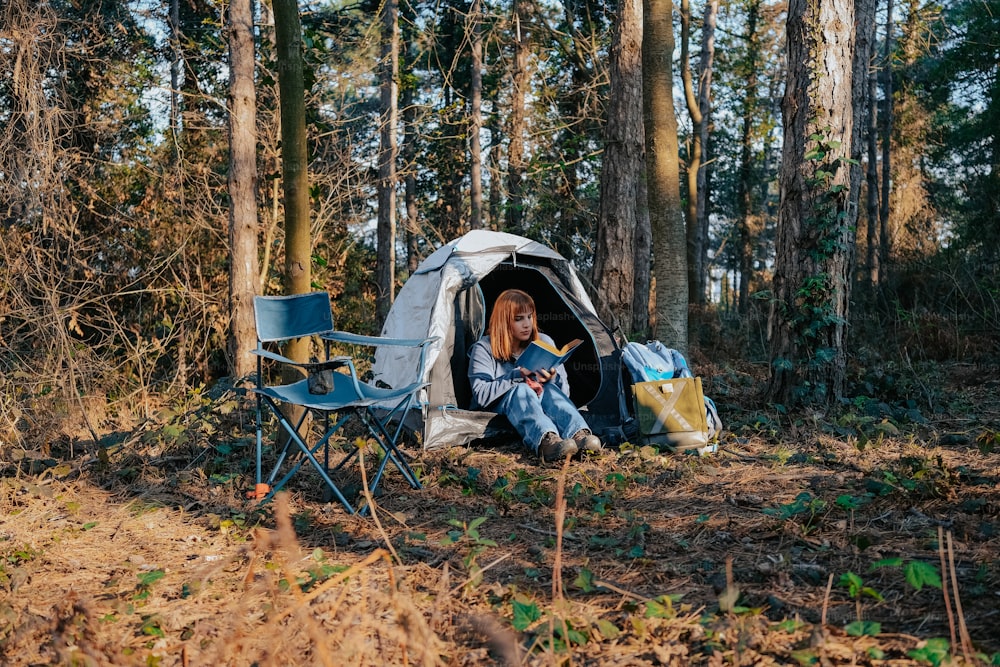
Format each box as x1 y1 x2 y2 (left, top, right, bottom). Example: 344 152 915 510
516 338 584 373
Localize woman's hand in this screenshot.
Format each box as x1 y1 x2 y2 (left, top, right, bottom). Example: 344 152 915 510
519 367 554 397
534 367 556 384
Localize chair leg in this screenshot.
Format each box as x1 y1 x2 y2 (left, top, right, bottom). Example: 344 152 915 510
364 408 422 490
257 397 357 514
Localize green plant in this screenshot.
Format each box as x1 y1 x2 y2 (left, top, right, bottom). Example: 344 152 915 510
440 516 497 587
869 557 942 592
907 637 951 666
133 569 165 602
763 492 827 531
838 571 883 635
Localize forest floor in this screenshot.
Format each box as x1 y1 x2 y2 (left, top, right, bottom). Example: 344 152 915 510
2 360 1000 666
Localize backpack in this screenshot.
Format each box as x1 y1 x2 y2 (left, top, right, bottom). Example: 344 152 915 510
622 341 723 442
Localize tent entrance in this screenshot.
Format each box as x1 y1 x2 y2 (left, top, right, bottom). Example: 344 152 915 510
476 263 601 408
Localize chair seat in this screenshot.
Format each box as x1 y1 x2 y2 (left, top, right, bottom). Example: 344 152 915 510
252 376 380 411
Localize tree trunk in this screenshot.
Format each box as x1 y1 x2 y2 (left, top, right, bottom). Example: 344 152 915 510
866 7 881 288
401 0 419 273
736 0 759 314
226 0 259 382
469 0 484 231
879 0 895 280
632 170 652 338
644 0 688 352
852 0 878 294
376 0 399 328
272 0 311 364
694 0 718 307
505 3 529 231
593 0 643 334
767 0 864 407
680 0 702 305
680 0 717 306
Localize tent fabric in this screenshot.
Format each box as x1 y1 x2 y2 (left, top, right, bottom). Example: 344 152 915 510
371 230 631 450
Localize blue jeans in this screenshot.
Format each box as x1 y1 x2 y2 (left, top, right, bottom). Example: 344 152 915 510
496 383 589 453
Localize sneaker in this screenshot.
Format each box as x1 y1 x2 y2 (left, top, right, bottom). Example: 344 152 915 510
572 429 603 453
538 432 579 462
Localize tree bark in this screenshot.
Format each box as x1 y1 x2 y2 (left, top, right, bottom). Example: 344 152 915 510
505 2 529 231
736 0 759 314
226 0 259 382
866 3 881 288
644 0 688 352
694 0 718 307
401 0 419 273
594 0 643 334
680 0 717 306
767 0 865 407
879 0 895 280
680 0 702 304
469 0 484 231
272 0 311 364
376 0 400 328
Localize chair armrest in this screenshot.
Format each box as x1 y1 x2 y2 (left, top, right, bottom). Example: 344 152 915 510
321 331 437 348
252 348 351 370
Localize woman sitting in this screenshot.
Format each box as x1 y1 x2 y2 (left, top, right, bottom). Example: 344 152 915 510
468 289 602 462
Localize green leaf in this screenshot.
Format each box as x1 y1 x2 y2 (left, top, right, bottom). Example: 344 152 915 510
137 570 165 588
573 567 595 593
860 586 884 602
645 596 676 619
838 571 863 597
908 637 951 666
594 619 621 640
869 557 904 570
845 620 881 637
511 599 541 632
905 560 942 591
790 649 819 665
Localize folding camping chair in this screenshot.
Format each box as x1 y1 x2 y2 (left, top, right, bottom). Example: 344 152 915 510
250 292 435 514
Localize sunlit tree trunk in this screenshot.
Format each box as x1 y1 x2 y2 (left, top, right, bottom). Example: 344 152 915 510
767 0 867 407
376 0 399 327
594 0 643 334
272 0 311 364
227 0 259 382
644 0 688 352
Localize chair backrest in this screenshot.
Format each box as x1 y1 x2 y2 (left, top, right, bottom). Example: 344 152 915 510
254 292 334 343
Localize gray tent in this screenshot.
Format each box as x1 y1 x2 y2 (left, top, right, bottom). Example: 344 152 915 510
371 230 631 450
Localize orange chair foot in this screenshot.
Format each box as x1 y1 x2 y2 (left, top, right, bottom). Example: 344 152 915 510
247 483 271 500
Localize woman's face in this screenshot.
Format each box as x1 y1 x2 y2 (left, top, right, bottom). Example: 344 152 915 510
512 309 534 344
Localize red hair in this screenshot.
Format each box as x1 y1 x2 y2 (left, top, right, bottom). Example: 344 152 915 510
488 289 539 360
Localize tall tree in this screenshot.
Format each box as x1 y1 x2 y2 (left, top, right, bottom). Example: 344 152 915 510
878 0 895 276
272 0 312 363
681 0 719 306
469 0 484 231
644 0 688 351
227 0 260 382
505 1 530 231
735 0 760 314
377 0 400 326
767 0 868 406
593 0 643 333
